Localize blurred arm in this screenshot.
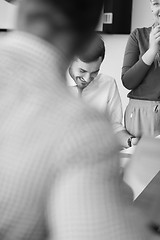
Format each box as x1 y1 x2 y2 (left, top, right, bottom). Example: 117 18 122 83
46 111 149 240
47 153 147 240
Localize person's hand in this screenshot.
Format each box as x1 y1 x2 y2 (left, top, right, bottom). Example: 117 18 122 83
127 136 139 148
149 25 160 54
116 131 139 149
142 26 160 65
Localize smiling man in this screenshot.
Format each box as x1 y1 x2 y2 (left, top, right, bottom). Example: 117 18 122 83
68 35 105 93
67 34 138 148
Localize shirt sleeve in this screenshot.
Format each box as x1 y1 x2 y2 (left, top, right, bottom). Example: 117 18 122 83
121 28 151 90
107 78 125 133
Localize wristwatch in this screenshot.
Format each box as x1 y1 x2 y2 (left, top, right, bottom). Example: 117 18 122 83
127 136 134 147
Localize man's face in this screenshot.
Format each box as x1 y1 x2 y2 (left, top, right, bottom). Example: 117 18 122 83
70 57 102 89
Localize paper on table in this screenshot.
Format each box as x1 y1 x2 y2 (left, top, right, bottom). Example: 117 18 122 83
123 137 160 200
120 145 136 168
120 145 136 155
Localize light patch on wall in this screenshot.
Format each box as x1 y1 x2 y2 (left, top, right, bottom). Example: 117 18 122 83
0 0 18 29
131 0 153 30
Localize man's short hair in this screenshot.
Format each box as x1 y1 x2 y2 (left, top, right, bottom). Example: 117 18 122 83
78 34 105 63
43 0 104 33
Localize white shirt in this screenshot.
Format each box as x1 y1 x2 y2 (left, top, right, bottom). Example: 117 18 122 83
67 72 125 133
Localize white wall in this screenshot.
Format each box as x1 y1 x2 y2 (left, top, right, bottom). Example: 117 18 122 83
131 0 153 30
100 34 129 111
0 0 18 29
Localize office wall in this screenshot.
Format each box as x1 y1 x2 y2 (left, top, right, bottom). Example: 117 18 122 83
100 34 129 111
0 0 17 29
131 0 153 30
0 0 153 30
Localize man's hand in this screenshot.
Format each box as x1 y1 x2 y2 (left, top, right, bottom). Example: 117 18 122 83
116 130 139 149
131 137 139 146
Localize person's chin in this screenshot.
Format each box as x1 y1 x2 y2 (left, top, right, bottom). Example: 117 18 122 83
76 81 85 88
80 83 88 89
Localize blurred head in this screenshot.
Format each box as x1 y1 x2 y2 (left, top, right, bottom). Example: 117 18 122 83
17 0 104 59
150 0 160 24
69 34 105 89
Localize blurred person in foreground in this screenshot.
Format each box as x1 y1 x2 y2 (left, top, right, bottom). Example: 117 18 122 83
0 0 150 239
67 34 139 149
